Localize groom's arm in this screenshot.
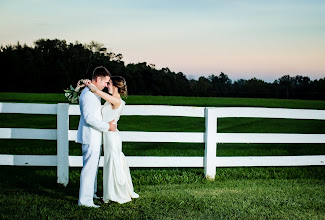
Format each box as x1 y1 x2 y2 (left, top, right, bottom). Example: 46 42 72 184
81 93 111 132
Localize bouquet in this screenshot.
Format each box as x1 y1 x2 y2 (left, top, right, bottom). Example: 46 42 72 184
64 79 86 104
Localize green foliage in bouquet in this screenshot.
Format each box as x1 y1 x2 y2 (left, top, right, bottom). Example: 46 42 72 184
64 80 85 104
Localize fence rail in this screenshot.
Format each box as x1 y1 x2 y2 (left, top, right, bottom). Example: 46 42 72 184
1 155 323 167
1 102 325 186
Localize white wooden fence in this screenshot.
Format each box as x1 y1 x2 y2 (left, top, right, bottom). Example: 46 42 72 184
0 102 325 186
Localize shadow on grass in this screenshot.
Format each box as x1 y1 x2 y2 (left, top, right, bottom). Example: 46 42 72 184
0 166 79 204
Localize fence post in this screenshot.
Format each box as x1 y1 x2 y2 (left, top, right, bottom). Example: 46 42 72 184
57 103 69 186
204 108 217 180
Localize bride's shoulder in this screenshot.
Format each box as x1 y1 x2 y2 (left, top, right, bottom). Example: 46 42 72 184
121 99 126 107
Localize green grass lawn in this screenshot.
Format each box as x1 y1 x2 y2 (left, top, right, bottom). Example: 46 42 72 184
0 166 324 219
0 93 325 219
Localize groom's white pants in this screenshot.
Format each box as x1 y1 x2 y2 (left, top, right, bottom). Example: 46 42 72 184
78 143 101 206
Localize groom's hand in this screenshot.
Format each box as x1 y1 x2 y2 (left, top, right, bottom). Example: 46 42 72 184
108 120 117 132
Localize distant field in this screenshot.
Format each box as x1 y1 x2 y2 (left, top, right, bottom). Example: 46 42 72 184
0 92 324 219
1 92 325 109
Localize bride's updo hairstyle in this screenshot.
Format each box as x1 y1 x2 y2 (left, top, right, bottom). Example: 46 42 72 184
111 76 127 97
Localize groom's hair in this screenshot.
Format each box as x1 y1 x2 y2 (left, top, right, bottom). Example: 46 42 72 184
92 66 112 79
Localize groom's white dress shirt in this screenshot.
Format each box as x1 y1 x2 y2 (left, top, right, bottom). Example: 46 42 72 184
76 87 109 207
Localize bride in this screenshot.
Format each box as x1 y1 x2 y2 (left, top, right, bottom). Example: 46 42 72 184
85 76 139 204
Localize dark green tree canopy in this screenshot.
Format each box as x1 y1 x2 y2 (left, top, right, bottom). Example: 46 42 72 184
0 39 324 100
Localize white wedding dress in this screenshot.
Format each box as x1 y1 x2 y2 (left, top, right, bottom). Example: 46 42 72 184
102 100 139 204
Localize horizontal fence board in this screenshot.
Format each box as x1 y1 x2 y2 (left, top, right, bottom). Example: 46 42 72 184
0 128 57 140
0 154 57 166
214 108 325 120
122 105 205 117
120 131 205 143
3 155 322 167
69 156 204 167
68 105 80 115
69 104 205 117
126 156 204 167
0 103 57 114
216 133 325 143
68 130 205 143
2 103 324 120
215 155 325 167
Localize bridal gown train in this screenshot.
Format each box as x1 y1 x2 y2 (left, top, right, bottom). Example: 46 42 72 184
102 100 139 204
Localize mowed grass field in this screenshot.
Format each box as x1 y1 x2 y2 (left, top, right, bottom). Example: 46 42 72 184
0 92 325 219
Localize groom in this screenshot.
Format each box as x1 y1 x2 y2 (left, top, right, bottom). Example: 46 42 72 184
76 66 116 208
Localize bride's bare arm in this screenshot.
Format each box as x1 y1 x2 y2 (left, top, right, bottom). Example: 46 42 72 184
85 81 121 107
96 89 121 107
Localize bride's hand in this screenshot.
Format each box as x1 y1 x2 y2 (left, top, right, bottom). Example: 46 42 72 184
85 80 98 93
77 79 89 88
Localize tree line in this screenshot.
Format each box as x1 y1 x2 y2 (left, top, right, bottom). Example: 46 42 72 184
1 39 324 100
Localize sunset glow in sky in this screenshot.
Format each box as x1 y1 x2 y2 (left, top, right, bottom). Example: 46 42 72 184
1 0 324 82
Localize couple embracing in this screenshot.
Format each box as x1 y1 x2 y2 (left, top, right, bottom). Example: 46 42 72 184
76 66 139 208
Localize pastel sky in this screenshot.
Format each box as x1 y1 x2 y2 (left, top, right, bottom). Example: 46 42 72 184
1 0 324 82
